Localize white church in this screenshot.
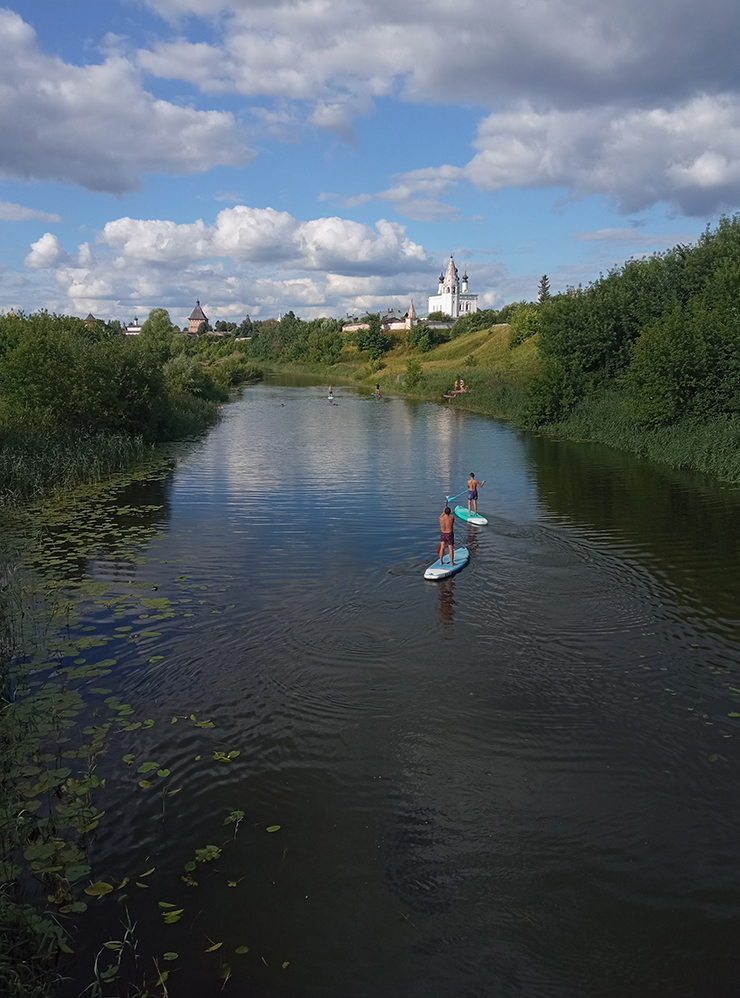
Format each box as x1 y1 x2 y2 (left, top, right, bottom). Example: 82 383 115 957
427 256 478 318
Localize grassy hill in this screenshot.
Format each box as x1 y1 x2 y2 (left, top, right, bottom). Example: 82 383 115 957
351 323 540 419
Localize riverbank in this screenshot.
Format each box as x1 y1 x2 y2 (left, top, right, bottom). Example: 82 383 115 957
264 323 538 420
264 323 740 484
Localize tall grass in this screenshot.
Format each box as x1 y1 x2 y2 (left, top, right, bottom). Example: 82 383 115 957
543 389 740 481
0 432 152 507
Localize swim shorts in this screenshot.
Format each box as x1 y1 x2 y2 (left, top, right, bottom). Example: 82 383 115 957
468 489 478 500
440 531 454 544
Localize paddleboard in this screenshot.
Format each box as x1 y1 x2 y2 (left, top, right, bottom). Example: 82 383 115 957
424 546 469 580
453 505 488 526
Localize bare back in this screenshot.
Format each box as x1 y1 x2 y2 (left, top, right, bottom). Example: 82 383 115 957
439 511 454 533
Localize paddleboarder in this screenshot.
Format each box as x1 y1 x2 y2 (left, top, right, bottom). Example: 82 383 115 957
438 505 456 566
467 472 485 517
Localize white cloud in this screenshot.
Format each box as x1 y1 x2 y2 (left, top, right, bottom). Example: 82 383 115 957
0 201 62 223
137 0 740 112
25 233 69 269
22 205 436 318
95 207 427 273
129 0 740 214
370 95 740 216
0 8 253 194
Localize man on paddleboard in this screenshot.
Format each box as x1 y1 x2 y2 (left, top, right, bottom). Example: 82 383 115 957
438 506 455 566
467 472 485 517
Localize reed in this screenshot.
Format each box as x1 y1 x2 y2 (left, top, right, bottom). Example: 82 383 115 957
0 432 151 507
543 390 740 482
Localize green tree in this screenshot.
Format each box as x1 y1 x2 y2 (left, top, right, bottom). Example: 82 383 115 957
538 275 551 304
139 308 174 362
508 306 541 349
427 311 452 322
404 357 423 389
356 314 388 359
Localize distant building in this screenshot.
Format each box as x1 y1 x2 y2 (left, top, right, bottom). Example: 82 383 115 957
342 301 418 333
188 300 208 335
124 316 142 335
427 256 478 318
84 312 97 328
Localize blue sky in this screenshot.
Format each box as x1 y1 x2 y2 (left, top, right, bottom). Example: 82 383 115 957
1 0 738 326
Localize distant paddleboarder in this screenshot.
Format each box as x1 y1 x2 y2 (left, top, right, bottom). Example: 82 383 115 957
467 472 485 517
438 506 456 566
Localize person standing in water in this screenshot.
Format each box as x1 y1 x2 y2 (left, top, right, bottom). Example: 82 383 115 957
438 505 456 566
375 383 380 397
328 386 333 397
467 472 485 517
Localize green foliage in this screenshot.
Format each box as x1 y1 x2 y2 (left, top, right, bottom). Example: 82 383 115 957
139 309 174 362
163 353 225 402
508 306 541 349
526 215 740 427
354 314 389 360
406 323 448 353
538 274 551 303
0 312 169 441
449 309 498 338
245 312 343 364
0 311 262 501
427 311 452 322
404 358 423 390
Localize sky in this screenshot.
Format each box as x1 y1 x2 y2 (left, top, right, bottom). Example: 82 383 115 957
1 0 739 326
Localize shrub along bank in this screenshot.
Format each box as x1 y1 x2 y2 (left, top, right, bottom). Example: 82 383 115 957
0 311 262 505
519 214 740 481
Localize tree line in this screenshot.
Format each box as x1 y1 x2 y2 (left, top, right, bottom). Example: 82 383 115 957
0 308 261 446
526 215 740 427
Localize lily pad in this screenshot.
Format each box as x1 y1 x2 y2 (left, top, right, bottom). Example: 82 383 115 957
84 881 114 897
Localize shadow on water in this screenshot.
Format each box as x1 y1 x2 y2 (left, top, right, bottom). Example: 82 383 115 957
526 434 740 629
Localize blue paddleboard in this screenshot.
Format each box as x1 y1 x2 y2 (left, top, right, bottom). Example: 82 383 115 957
424 547 469 580
453 505 488 525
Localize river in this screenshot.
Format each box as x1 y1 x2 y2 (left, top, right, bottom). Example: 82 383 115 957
16 374 740 997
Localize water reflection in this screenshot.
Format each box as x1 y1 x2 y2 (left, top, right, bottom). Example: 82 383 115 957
23 380 740 998
437 576 456 627
527 434 740 630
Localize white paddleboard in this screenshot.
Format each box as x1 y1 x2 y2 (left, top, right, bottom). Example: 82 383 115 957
454 505 488 525
424 547 469 580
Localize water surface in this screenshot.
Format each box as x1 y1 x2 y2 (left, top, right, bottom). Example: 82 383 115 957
33 376 740 998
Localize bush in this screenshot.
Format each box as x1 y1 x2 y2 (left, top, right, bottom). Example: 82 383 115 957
449 309 498 338
162 353 226 402
526 216 740 427
0 314 169 441
404 358 423 389
508 306 541 349
406 323 448 352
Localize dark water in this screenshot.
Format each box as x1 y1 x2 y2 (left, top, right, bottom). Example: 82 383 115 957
38 375 740 997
